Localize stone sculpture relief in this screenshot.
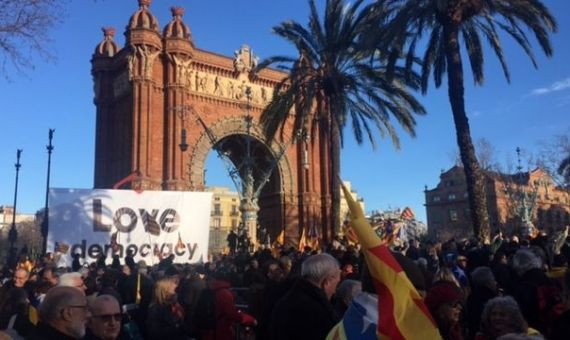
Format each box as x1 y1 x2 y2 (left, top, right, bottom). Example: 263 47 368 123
135 45 161 78
172 54 193 85
234 44 259 74
186 67 272 105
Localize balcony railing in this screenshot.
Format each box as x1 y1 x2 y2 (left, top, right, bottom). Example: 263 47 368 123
211 210 223 216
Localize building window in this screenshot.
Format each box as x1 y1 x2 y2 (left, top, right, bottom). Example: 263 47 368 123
433 196 441 202
214 204 221 215
213 218 221 228
463 192 468 198
448 193 456 200
464 208 471 217
449 209 458 222
214 197 220 201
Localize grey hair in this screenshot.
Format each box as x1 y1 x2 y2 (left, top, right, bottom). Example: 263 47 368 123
512 250 542 276
480 296 527 336
301 253 340 284
415 258 428 270
39 286 85 324
89 294 119 313
58 272 82 287
470 266 496 290
335 279 362 306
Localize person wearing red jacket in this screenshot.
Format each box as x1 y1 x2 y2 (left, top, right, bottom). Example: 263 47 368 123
200 271 256 340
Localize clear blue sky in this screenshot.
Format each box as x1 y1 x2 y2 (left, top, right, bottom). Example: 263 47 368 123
1 0 568 224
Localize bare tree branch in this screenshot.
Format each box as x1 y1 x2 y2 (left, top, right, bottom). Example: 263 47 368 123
0 0 67 79
449 137 499 171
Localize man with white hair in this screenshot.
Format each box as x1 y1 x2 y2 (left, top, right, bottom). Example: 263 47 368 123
85 295 122 340
0 268 31 304
270 253 341 340
58 272 87 293
27 286 90 339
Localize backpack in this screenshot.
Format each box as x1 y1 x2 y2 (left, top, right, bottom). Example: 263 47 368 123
193 288 217 330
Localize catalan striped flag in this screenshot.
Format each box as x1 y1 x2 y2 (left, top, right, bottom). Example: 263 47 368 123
340 183 441 340
307 223 320 250
298 227 307 251
276 229 285 245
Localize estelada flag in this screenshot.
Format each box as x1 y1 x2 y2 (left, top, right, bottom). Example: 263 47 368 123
400 207 415 220
340 183 441 340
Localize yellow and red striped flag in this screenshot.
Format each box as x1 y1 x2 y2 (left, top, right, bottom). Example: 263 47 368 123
276 229 285 245
340 183 441 340
298 227 307 251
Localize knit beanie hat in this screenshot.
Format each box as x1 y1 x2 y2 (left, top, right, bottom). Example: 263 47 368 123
424 280 463 312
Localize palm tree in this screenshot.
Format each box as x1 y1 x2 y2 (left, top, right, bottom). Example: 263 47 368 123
256 0 426 243
380 0 557 241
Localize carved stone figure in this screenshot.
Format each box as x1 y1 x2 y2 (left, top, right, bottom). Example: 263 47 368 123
197 73 208 92
172 54 192 85
261 87 268 102
136 45 160 78
250 86 259 103
236 80 247 100
226 80 235 99
127 53 135 80
213 76 223 96
233 44 259 74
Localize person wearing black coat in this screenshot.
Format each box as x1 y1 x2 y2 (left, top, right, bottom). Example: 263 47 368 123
269 254 340 340
466 267 498 339
511 249 564 336
146 277 187 340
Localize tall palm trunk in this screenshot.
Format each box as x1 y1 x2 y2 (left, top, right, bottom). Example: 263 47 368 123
330 118 342 241
444 24 491 242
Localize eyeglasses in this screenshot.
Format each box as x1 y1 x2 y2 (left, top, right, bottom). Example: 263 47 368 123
92 313 122 322
67 304 89 310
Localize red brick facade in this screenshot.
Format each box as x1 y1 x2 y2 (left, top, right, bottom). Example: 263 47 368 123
425 166 570 240
91 1 333 244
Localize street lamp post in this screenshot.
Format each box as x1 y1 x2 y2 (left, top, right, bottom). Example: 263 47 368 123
42 129 55 254
8 149 22 268
504 147 543 237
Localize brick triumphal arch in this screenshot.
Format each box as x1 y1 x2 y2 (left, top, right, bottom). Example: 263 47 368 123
91 0 333 244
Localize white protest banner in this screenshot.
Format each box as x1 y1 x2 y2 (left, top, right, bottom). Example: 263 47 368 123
47 188 212 264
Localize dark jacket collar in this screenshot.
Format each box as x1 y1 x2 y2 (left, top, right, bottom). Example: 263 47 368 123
30 322 79 340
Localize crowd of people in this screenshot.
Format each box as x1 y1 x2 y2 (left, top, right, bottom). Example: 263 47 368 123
0 231 570 340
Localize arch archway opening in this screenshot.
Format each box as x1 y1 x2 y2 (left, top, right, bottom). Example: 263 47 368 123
202 133 283 251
